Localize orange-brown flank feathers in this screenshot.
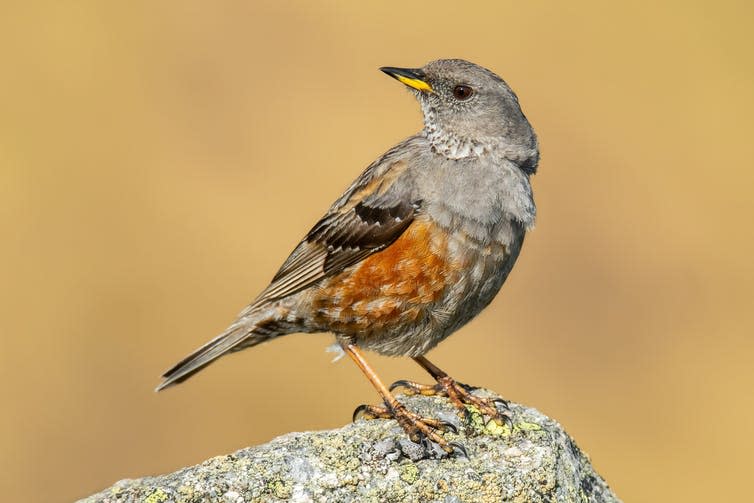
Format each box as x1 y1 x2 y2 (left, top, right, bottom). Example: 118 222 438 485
311 217 464 336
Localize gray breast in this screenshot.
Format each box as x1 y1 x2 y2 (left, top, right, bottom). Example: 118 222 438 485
417 151 536 244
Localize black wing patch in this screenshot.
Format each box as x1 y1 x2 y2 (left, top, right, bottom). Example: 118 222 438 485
314 198 417 275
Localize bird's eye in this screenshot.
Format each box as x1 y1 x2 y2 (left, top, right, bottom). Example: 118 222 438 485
452 85 474 100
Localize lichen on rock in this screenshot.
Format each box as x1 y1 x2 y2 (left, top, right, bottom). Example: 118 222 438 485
80 391 621 503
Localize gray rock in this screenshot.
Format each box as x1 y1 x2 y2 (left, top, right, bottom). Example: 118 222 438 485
80 391 620 503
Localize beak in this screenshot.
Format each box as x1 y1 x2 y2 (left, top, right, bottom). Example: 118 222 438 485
380 67 433 93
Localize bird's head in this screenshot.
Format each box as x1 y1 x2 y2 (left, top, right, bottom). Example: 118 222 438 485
381 59 538 170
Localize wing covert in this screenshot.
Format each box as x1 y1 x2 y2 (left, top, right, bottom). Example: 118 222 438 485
251 157 420 307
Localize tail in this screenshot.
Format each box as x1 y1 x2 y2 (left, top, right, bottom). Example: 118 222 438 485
155 316 278 392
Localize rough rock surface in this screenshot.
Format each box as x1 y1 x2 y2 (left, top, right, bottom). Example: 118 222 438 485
80 391 620 502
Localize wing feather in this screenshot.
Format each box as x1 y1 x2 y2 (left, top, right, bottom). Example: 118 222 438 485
251 152 420 307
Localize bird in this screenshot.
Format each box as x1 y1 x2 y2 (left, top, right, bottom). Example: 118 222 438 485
156 59 539 454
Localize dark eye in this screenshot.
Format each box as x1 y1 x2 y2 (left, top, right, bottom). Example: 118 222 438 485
453 85 474 100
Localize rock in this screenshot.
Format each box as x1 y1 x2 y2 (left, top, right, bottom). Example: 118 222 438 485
80 391 621 502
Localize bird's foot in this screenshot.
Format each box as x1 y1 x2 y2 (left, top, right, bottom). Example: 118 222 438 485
353 402 465 456
390 377 511 428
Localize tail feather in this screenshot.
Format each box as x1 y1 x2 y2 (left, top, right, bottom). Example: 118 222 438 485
155 320 270 391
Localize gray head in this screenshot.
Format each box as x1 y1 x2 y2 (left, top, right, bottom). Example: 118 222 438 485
381 59 538 172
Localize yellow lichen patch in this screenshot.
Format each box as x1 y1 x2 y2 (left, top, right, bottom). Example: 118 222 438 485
516 421 542 432
465 404 486 430
268 479 292 499
485 418 511 436
144 488 169 503
400 463 420 484
464 404 512 436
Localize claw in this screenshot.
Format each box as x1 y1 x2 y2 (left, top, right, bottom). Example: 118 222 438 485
458 382 479 393
352 403 391 421
501 413 513 430
449 441 469 458
462 406 475 424
352 404 370 422
388 379 416 393
437 419 458 434
492 397 510 409
485 411 513 430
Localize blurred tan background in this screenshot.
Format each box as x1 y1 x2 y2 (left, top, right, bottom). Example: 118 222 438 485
1 1 753 501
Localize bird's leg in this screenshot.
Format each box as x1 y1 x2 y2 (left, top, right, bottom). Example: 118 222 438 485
390 355 510 426
342 342 461 454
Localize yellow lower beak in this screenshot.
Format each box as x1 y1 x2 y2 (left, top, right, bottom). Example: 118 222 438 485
380 67 433 93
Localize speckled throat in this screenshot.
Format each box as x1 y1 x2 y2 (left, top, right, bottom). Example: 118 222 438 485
419 103 491 160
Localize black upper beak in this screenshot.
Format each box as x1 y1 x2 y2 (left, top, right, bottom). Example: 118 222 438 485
379 67 433 93
380 67 426 80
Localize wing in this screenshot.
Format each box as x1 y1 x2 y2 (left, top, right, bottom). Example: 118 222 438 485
249 148 422 308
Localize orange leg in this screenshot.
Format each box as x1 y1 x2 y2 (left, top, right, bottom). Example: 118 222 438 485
341 342 461 454
389 355 510 426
